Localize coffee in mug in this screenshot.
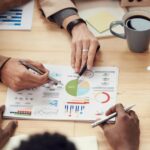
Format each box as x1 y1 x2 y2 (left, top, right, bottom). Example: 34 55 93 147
109 11 150 53
126 15 150 31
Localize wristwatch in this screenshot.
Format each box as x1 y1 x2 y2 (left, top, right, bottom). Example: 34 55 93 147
66 18 87 35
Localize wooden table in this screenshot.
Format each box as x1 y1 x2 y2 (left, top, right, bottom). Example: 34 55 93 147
0 3 150 150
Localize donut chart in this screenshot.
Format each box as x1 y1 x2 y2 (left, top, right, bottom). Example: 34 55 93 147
65 79 90 96
94 92 110 103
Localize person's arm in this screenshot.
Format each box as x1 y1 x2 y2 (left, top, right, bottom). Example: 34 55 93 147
0 58 49 91
0 105 18 149
39 0 100 73
0 55 11 70
0 0 31 14
100 104 140 150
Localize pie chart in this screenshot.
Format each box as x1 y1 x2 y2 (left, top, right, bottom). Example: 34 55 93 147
65 79 90 96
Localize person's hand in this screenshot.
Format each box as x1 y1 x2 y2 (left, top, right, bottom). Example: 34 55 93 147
0 105 18 149
100 104 140 150
0 58 49 91
71 23 100 72
0 0 31 14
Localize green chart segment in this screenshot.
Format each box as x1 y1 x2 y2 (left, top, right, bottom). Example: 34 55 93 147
65 79 90 96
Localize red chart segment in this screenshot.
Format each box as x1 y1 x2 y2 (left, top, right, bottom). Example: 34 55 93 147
94 92 110 103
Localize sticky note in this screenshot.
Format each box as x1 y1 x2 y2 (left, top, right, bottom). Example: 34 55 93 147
87 11 116 32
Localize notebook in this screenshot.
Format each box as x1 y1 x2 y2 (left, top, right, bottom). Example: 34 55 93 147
76 0 126 38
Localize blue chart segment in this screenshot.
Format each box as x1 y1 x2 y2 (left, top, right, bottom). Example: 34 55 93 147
77 80 90 96
0 9 22 26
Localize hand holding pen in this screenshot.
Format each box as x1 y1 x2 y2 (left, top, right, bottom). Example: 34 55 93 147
19 60 63 86
99 104 140 150
0 58 49 91
91 104 135 128
77 45 100 78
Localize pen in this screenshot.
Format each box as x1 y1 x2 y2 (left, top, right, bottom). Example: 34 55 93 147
91 104 135 128
19 60 63 85
78 45 100 78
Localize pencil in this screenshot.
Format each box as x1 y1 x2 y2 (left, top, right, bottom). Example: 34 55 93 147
91 104 135 128
19 60 63 85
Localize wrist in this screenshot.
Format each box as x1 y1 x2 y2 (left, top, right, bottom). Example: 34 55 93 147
66 18 86 36
62 15 80 29
71 23 87 35
0 57 11 82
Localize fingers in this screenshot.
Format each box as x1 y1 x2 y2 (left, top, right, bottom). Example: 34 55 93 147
24 71 49 84
2 121 18 137
87 40 99 70
75 41 82 73
71 42 76 68
105 103 125 115
0 105 5 126
81 40 89 68
72 41 99 72
99 122 112 130
19 59 49 85
128 110 139 124
0 121 18 149
25 59 49 73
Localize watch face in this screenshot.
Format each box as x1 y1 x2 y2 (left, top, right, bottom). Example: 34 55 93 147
121 0 150 7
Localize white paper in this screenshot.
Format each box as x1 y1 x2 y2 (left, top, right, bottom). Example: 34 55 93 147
70 136 98 150
4 65 119 121
0 1 34 30
77 0 126 38
3 135 98 150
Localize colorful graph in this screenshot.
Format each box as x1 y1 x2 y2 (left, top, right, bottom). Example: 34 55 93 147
94 92 110 103
65 79 90 96
10 109 32 116
64 105 85 117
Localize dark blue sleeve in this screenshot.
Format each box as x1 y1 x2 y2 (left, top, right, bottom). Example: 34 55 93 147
48 8 78 27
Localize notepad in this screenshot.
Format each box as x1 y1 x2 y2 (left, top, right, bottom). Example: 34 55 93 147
87 11 116 32
77 0 126 37
3 135 98 150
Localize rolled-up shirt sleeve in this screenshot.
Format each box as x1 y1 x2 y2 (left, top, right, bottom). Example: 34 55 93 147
39 0 77 26
49 8 78 26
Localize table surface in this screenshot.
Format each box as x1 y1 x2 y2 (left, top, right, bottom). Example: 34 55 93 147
0 3 150 150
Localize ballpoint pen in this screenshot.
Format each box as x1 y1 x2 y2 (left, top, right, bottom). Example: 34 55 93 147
91 104 135 128
77 45 100 79
19 60 63 85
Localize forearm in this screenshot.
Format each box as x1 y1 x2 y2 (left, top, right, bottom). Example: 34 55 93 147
39 0 76 18
0 56 11 80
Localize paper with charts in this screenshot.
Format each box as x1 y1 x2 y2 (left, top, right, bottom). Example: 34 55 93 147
4 65 119 121
0 1 34 30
